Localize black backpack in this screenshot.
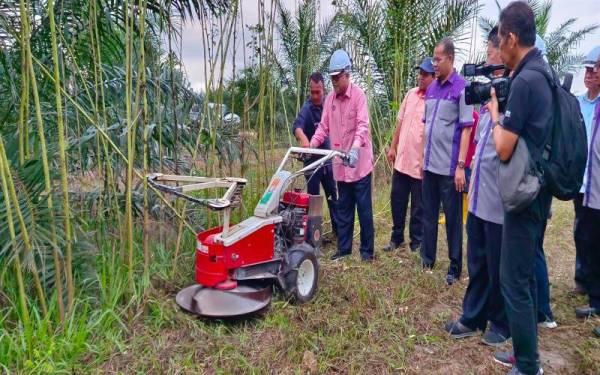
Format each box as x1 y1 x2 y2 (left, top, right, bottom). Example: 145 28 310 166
530 65 588 200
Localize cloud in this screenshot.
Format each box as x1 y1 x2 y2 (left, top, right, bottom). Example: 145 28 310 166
181 0 599 94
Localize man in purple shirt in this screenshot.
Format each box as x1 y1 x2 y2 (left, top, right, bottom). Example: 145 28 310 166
573 53 600 334
573 45 600 295
421 37 474 285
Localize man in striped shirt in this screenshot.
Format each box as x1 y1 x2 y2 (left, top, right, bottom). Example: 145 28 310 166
421 38 474 285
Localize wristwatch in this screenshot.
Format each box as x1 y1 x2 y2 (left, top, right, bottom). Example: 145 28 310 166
458 160 465 169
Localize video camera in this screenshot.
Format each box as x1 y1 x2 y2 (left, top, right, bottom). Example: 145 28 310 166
462 63 509 111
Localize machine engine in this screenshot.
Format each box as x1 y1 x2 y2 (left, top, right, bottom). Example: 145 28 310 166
278 189 323 252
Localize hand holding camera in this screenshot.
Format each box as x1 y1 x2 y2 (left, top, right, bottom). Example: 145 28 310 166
462 63 510 112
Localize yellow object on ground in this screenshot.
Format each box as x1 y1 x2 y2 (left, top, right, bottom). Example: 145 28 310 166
463 193 468 225
437 193 468 225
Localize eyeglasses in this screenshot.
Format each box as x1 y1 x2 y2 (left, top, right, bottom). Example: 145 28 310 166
330 73 344 82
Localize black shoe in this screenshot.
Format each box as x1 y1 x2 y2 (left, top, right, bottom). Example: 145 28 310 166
482 330 509 347
444 320 478 339
594 327 600 337
360 253 375 262
446 273 459 285
409 243 420 252
382 241 402 252
330 251 350 261
575 306 599 318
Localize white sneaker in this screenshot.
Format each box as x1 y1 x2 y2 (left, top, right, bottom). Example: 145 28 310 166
538 320 557 329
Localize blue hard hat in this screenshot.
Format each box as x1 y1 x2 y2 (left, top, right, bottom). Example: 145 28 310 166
329 49 351 76
535 34 546 56
583 46 600 68
415 57 434 73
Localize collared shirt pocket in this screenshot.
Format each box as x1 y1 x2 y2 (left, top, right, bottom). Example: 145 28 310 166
438 104 458 126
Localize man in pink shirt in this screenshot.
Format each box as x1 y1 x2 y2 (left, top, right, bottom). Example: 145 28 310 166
310 49 375 261
384 57 435 253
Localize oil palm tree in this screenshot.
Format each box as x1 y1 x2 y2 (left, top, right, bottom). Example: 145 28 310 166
479 0 599 78
275 0 340 113
338 0 480 104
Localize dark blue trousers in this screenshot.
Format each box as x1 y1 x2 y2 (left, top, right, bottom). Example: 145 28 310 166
305 164 338 235
460 213 509 336
500 189 552 375
336 173 374 257
421 171 463 277
390 170 423 248
573 194 588 287
535 221 554 322
574 204 600 309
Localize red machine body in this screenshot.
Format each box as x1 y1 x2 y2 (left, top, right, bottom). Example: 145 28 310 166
152 147 342 318
194 190 311 288
195 224 275 287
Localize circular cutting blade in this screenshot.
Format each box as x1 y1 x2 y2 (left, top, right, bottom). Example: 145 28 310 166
175 281 273 318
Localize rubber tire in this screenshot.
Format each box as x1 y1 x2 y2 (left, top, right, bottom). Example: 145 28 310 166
285 249 319 303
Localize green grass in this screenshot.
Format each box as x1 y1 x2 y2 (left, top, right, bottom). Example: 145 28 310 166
91 187 598 374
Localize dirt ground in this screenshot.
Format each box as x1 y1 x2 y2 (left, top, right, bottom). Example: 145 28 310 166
96 181 600 374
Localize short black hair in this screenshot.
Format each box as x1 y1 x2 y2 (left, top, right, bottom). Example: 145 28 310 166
499 1 536 47
488 25 500 49
309 72 324 85
437 37 455 59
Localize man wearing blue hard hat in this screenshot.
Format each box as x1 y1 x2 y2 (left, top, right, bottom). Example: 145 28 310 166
573 45 600 298
311 49 376 262
383 57 435 254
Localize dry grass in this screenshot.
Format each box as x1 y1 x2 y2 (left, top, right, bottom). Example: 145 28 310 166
94 176 600 374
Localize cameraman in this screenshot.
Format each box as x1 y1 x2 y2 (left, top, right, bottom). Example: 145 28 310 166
444 26 510 347
488 2 552 374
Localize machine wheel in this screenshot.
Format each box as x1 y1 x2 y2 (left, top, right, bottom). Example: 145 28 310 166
285 247 319 303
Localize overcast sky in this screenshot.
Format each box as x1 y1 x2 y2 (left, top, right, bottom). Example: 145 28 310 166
180 0 599 94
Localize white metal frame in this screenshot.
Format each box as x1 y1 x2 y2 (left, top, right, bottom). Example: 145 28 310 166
148 147 346 239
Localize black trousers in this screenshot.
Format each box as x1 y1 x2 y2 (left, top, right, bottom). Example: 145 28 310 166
573 194 588 287
337 173 374 257
305 164 338 235
460 213 509 336
421 171 463 277
390 170 423 248
574 203 600 309
500 189 551 375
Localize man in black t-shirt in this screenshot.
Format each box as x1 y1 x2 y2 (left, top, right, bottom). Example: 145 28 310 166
486 2 552 375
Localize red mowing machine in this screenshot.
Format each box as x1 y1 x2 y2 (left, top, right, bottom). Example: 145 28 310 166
147 147 346 318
